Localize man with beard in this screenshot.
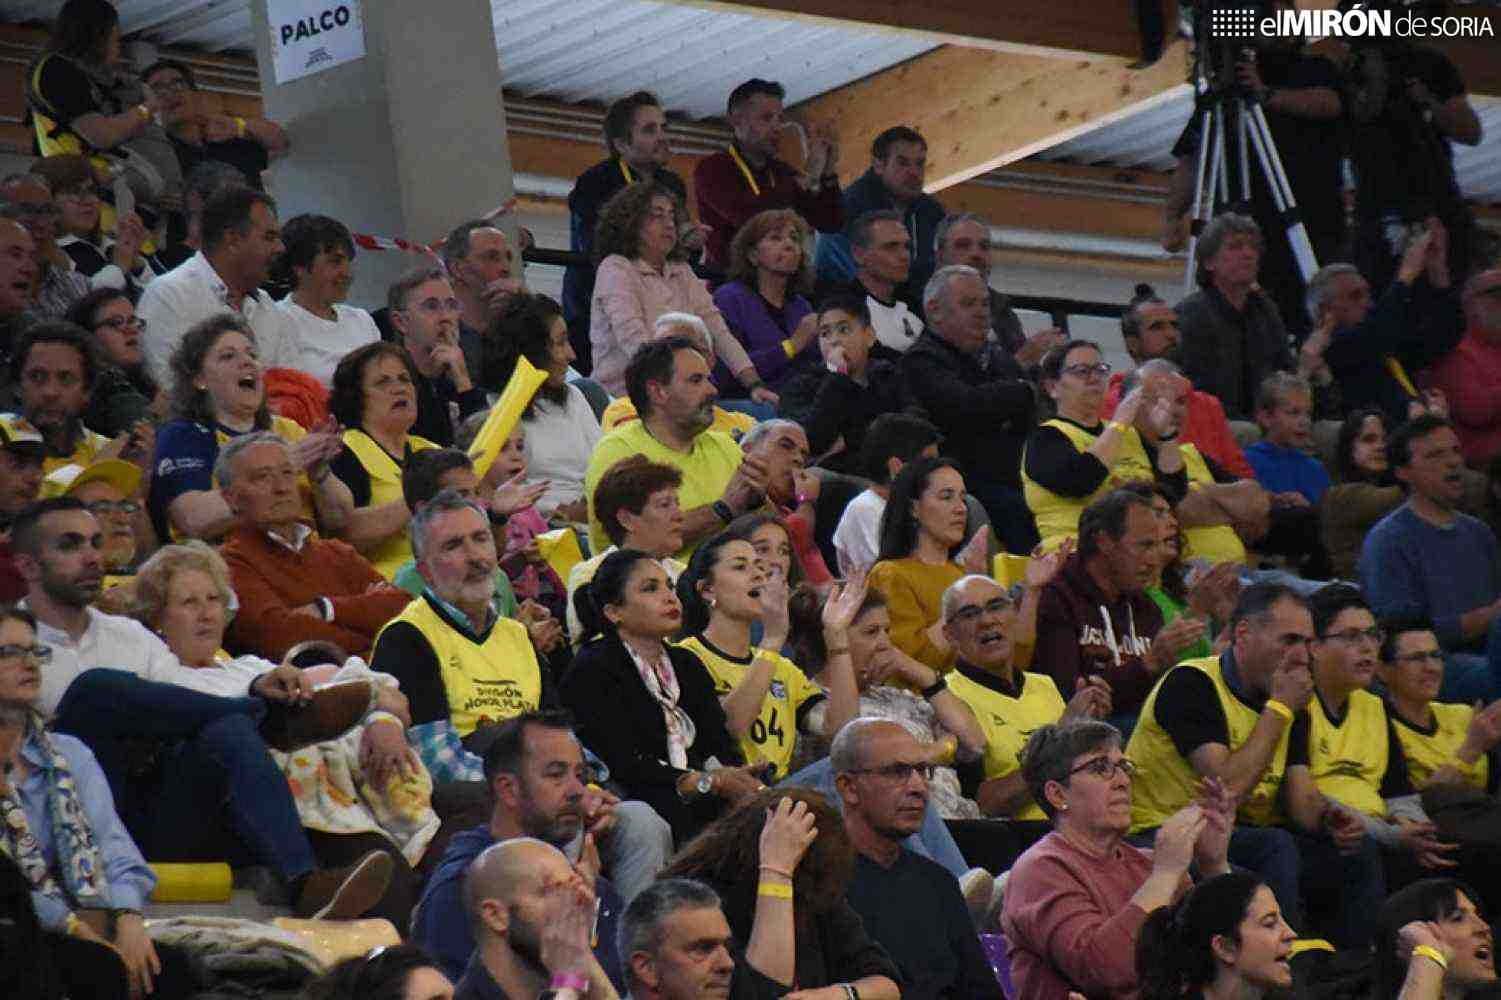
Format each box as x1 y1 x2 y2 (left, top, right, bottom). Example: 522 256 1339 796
5 322 153 483
835 718 995 999
1104 286 1255 479
457 837 618 1000
564 91 688 374
584 337 769 558
414 711 645 989
137 187 291 381
10 497 394 919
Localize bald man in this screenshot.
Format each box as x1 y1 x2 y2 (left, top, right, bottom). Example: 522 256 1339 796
457 838 618 1000
834 718 995 999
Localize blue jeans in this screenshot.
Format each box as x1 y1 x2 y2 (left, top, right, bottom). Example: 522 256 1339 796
1227 825 1384 949
1442 612 1501 703
965 479 1040 555
780 758 969 878
51 670 318 883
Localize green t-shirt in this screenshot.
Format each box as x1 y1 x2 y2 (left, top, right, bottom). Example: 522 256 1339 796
1147 586 1213 661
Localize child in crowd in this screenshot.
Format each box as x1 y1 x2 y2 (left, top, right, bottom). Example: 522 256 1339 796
484 425 568 622
1246 371 1331 507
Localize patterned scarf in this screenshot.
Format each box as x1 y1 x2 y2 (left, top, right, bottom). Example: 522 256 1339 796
0 712 105 910
622 641 696 769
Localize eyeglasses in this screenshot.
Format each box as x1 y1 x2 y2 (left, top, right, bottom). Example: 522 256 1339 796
1067 756 1138 781
0 644 51 663
1323 626 1385 646
1063 362 1112 380
1394 649 1444 666
85 500 140 515
848 761 935 783
95 315 146 334
55 189 101 205
949 597 1014 626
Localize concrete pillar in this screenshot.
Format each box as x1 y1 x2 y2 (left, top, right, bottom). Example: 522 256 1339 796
249 0 516 311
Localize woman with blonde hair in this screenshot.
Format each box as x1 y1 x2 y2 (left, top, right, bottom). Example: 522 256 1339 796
132 541 434 928
713 208 820 395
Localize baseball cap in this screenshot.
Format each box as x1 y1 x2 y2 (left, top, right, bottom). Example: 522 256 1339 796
40 458 142 500
0 412 45 457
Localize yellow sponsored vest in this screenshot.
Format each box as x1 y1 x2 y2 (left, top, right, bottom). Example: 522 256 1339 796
1391 702 1489 791
40 426 112 476
1023 418 1155 550
1179 443 1249 565
945 667 1064 821
342 428 438 579
376 595 541 737
1305 689 1390 818
676 636 824 781
1128 656 1290 831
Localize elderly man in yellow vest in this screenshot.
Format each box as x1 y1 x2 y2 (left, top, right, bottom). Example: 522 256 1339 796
370 489 543 783
1126 581 1385 948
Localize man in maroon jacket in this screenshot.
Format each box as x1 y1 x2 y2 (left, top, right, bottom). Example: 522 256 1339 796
693 78 842 273
217 431 411 659
1032 489 1203 719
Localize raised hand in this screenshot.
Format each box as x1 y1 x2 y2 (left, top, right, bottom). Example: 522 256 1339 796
491 470 549 517
1025 538 1072 589
1269 661 1313 713
1153 803 1207 878
821 572 869 637
1063 675 1112 721
539 874 596 981
1113 388 1146 426
759 796 818 876
957 527 991 575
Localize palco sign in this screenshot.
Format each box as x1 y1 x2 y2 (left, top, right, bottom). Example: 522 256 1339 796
266 0 366 84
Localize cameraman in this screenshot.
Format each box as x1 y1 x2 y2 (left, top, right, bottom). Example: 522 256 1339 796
1165 12 1347 339
1329 22 1483 295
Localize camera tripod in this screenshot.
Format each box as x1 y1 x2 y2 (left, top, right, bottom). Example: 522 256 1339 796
1182 52 1322 294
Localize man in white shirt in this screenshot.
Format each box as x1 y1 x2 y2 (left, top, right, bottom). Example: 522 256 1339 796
10 496 393 918
849 209 923 357
832 413 942 575
137 187 292 382
276 214 381 386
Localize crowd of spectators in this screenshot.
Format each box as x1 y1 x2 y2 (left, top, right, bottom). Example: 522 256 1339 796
1 1 1500 999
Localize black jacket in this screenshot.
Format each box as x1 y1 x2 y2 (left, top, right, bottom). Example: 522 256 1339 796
777 359 911 475
1177 285 1292 421
1324 278 1464 424
901 331 1035 488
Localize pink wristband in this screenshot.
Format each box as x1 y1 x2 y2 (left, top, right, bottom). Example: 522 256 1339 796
550 973 590 993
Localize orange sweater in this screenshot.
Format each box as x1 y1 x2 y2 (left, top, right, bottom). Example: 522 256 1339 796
222 522 412 659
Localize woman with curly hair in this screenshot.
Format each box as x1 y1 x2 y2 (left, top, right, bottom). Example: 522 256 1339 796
712 208 819 395
588 180 773 405
663 788 901 998
147 313 348 542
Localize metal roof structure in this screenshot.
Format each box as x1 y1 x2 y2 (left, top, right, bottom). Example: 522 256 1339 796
4 0 938 121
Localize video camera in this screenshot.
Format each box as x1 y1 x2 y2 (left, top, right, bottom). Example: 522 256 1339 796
1183 0 1278 94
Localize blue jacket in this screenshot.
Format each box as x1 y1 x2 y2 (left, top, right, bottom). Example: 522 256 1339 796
1244 439 1331 505
412 824 625 989
814 167 946 310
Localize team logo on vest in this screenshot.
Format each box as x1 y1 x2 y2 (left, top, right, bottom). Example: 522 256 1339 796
463 677 534 720
769 681 787 700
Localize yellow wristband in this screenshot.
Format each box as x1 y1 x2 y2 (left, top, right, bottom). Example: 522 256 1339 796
782 338 796 360
65 912 84 937
1264 699 1294 722
757 881 794 899
1108 421 1128 434
234 116 247 139
1413 945 1448 970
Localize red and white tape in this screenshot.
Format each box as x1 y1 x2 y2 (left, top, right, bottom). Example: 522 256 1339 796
349 197 519 256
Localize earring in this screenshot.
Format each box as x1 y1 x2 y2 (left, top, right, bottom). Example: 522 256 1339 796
709 597 717 609
1058 803 1068 811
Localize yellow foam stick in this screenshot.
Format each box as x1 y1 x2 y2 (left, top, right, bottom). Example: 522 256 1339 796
148 862 233 903
467 356 548 479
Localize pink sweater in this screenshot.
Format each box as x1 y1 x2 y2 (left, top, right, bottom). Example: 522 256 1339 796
1000 831 1158 1000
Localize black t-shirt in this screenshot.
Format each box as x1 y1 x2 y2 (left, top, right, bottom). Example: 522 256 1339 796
170 135 270 191
1345 46 1466 216
31 53 114 129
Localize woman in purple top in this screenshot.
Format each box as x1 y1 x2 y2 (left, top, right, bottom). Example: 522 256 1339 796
712 208 819 396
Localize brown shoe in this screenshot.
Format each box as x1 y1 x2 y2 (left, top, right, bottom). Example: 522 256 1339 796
261 681 372 753
294 850 394 920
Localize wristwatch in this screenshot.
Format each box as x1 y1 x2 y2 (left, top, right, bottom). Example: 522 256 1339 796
712 499 736 525
695 771 715 797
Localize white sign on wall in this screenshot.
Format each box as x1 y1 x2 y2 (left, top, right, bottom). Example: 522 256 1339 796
267 0 366 84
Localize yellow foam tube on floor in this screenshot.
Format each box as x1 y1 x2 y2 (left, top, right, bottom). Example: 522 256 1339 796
148 863 234 903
